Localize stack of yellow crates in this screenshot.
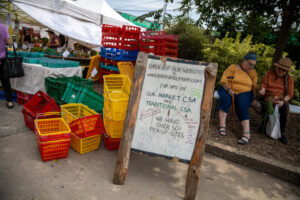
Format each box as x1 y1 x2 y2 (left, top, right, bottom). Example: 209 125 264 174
103 75 131 139
61 103 102 154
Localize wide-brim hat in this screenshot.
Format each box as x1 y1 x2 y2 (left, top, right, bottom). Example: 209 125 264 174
46 30 54 34
273 57 292 71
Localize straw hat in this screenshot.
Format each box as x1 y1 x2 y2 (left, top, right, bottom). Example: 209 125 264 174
273 57 292 71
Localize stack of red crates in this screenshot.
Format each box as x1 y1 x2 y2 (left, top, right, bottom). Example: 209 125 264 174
102 24 140 51
22 91 61 131
140 31 178 58
35 117 71 162
100 24 140 83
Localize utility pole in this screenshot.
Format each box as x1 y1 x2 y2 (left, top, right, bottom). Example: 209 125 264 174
161 1 167 30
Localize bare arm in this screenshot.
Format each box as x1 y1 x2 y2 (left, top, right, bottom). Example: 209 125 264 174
6 38 12 46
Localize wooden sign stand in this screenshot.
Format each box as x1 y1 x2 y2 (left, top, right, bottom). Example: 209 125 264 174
113 52 218 200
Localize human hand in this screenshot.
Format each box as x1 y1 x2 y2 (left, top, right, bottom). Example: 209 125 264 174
228 88 234 96
259 88 266 96
252 99 259 107
277 100 284 108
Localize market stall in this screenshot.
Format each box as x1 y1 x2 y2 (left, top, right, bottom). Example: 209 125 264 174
10 63 83 94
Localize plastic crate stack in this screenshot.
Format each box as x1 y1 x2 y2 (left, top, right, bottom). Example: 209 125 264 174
45 76 93 106
100 24 140 83
61 103 102 154
35 114 71 162
140 31 178 58
102 74 131 150
22 91 61 131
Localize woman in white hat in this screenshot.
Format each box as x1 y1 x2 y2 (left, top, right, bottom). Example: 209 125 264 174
259 57 295 144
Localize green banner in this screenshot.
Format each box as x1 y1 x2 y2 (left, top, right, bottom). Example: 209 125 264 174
119 12 161 31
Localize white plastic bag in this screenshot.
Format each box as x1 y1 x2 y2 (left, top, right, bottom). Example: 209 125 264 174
266 105 281 139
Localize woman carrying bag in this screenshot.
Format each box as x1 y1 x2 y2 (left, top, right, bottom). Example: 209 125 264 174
0 24 13 109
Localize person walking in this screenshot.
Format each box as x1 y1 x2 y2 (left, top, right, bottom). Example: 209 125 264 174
218 52 258 144
0 24 14 108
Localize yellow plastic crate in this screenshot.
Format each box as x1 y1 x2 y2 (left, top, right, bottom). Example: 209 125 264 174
70 133 101 154
103 74 131 98
61 103 98 124
34 117 71 140
103 106 124 138
104 91 129 121
117 62 135 81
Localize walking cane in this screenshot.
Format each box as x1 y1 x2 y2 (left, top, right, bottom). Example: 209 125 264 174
227 76 235 132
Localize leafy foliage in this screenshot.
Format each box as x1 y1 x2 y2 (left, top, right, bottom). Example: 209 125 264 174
135 0 174 30
165 18 209 61
179 0 300 62
202 32 275 85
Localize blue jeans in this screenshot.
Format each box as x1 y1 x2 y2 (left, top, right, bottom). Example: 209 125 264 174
218 86 253 121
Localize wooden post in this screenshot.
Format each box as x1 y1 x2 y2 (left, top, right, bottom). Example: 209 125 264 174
113 52 149 185
184 63 218 200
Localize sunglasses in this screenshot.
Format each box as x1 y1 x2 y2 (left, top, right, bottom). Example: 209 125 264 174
246 59 256 67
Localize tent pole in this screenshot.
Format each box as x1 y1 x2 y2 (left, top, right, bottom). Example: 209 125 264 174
8 0 12 36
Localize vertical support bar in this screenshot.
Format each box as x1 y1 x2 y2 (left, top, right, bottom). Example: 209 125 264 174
113 52 148 185
8 0 12 36
184 63 218 200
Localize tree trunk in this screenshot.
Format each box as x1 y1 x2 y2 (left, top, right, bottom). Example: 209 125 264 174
272 10 293 63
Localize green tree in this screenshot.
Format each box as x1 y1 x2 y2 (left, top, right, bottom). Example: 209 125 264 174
179 0 300 63
166 17 209 60
135 0 174 30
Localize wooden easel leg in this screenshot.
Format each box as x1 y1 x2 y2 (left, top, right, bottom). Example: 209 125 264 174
112 52 149 185
184 63 217 200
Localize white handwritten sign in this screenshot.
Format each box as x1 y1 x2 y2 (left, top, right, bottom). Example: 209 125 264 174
132 57 206 161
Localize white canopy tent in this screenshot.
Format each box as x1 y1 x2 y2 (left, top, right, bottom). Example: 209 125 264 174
0 0 141 46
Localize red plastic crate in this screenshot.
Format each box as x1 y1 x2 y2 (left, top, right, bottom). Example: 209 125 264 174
102 41 122 49
69 114 103 138
122 38 139 50
22 109 60 131
155 51 178 58
140 31 166 40
22 109 35 130
17 91 34 105
140 40 178 48
103 129 120 150
38 138 71 162
102 24 121 35
23 91 60 117
122 25 140 34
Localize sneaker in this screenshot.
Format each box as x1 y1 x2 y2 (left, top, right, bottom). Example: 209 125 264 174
279 134 288 144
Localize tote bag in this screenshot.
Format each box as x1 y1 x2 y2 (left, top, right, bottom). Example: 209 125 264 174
0 44 24 79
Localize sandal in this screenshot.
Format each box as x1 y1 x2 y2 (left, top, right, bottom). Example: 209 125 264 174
218 126 226 136
6 102 14 109
238 134 251 145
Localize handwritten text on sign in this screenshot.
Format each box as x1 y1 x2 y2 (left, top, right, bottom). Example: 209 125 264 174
132 58 206 161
